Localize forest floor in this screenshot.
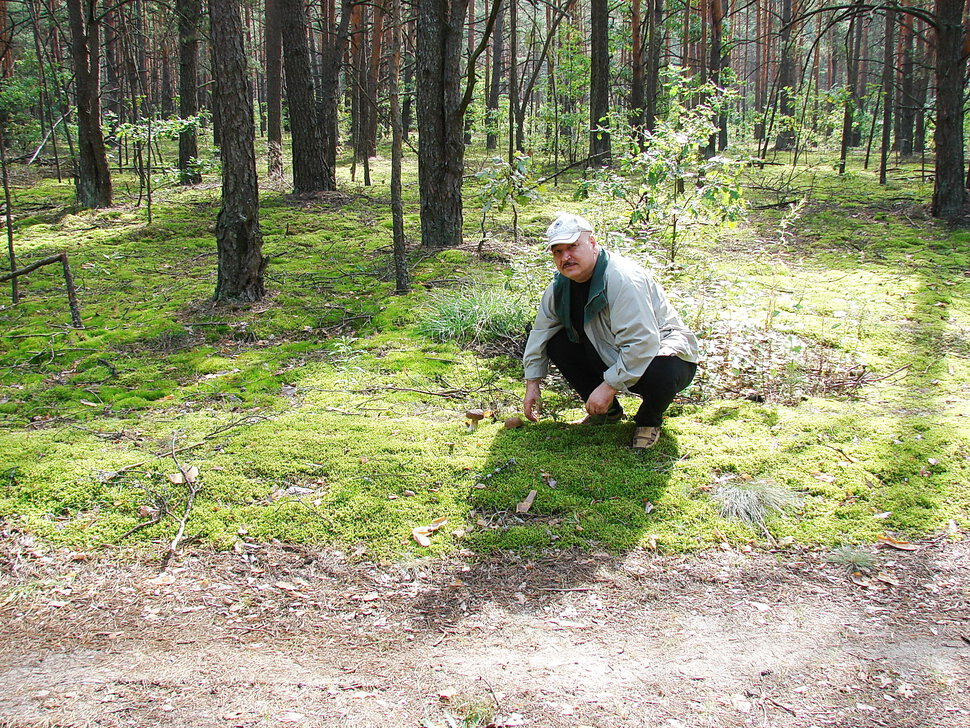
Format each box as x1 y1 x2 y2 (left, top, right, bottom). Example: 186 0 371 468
1 530 968 728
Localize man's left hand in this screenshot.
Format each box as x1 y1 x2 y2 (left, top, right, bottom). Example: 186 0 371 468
585 382 618 416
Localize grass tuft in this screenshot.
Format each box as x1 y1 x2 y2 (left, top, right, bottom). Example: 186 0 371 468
712 478 804 526
824 545 879 574
416 285 532 349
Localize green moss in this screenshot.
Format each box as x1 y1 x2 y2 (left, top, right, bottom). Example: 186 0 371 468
0 153 967 557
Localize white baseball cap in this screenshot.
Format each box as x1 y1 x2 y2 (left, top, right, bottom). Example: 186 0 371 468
545 213 594 249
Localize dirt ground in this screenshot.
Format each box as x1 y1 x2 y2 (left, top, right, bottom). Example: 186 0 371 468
1 527 968 728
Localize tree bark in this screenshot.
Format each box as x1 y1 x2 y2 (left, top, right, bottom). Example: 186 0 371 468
774 0 796 151
389 0 409 293
485 1 504 150
280 0 331 192
177 0 202 184
879 8 893 184
416 0 471 247
416 0 501 247
265 0 284 180
210 0 266 302
931 0 967 217
588 0 610 165
66 0 112 207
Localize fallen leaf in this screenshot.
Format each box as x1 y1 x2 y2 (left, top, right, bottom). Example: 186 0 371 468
412 517 448 547
812 472 836 483
875 572 901 586
872 511 892 519
877 535 918 551
275 711 305 723
166 465 199 485
516 489 537 514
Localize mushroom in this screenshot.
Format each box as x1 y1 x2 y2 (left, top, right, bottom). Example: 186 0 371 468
504 416 523 429
465 408 485 432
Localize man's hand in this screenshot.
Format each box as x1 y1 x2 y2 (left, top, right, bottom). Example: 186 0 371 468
523 379 542 422
585 381 618 416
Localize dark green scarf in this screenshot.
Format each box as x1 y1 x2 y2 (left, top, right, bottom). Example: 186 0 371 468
552 249 610 343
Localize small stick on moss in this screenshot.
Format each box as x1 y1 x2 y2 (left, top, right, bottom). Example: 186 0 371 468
163 434 202 568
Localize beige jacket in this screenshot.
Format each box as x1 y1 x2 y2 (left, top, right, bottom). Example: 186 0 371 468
522 250 699 392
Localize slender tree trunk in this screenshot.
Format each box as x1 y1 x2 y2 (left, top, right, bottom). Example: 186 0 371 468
265 0 284 179
464 0 476 145
318 0 352 187
389 0 409 293
507 0 520 161
774 0 796 150
630 0 645 139
588 0 610 164
177 0 202 184
839 10 862 174
931 0 967 217
210 0 266 302
644 0 662 133
66 0 112 207
485 1 503 150
878 9 893 184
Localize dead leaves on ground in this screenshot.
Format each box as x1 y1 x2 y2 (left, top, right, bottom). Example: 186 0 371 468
412 517 448 547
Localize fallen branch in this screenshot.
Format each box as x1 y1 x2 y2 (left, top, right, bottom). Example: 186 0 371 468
107 414 265 478
162 434 202 567
1 253 83 327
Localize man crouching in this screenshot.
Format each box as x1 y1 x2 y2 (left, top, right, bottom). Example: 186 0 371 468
522 213 699 450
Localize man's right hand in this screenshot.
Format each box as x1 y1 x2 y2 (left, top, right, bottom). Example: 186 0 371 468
523 379 542 422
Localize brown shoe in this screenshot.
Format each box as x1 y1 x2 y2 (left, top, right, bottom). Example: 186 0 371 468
632 426 661 450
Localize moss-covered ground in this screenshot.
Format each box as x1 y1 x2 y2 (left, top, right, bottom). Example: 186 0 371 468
0 147 967 559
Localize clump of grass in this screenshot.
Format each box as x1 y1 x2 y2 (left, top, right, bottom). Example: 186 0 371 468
416 286 531 350
712 478 803 526
825 545 879 574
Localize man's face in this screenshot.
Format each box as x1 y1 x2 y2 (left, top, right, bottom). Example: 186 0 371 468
551 232 599 282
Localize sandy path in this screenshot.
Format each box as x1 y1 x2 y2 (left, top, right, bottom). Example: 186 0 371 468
1 535 968 728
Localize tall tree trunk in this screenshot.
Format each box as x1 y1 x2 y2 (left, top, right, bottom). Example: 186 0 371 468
416 0 500 247
704 0 726 156
507 0 520 161
878 8 893 184
177 0 202 184
896 17 916 155
281 0 331 192
485 1 503 150
931 0 967 217
839 9 863 174
464 0 476 144
318 0 352 187
389 0 409 293
630 0 645 140
417 0 469 246
210 0 266 302
66 0 112 208
588 0 610 164
774 0 796 150
644 0 662 133
265 0 284 179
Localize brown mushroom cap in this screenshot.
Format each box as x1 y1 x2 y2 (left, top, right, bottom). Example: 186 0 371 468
465 408 485 421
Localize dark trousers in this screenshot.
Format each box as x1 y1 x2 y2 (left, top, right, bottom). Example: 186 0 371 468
547 329 697 427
